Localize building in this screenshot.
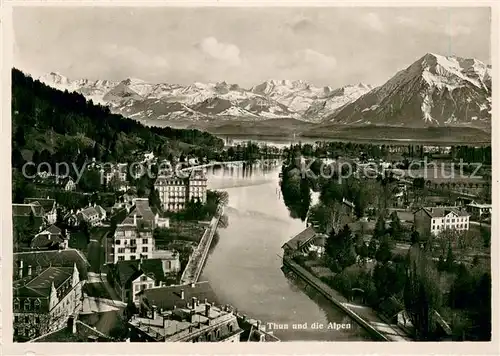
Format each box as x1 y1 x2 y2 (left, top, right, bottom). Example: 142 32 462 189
33 175 76 192
467 201 492 219
154 169 208 212
112 199 162 263
109 256 181 304
28 316 112 342
413 207 470 237
24 198 58 225
76 204 106 226
13 264 83 342
100 163 128 186
130 283 241 342
13 203 46 231
30 225 68 250
282 227 318 257
341 198 356 216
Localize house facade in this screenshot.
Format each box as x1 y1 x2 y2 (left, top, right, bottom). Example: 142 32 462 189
414 207 470 237
76 205 106 226
13 264 83 342
467 201 492 219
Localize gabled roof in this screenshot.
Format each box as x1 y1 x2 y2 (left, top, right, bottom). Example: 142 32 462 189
79 206 105 219
282 226 317 250
31 231 65 249
138 281 218 311
415 207 469 218
43 224 62 235
24 198 56 213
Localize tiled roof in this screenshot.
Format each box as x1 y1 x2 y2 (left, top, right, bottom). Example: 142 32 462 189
24 198 56 213
31 232 65 249
12 203 45 217
14 249 89 281
44 224 62 234
79 206 105 219
139 281 218 311
282 227 317 250
24 266 73 291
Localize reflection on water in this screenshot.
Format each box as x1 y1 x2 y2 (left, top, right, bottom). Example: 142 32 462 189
200 164 370 341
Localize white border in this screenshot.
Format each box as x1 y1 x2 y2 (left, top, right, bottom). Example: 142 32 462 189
1 1 498 355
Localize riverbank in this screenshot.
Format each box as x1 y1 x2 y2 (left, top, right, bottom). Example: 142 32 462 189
283 257 411 341
180 206 223 284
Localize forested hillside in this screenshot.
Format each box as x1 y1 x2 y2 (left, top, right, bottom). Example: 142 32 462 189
11 68 223 169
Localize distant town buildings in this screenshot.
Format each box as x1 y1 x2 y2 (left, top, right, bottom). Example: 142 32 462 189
413 207 470 237
154 170 208 212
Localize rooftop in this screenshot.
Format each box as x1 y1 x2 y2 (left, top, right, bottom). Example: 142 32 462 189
24 266 73 291
139 281 218 311
130 302 240 342
417 207 470 218
12 203 45 217
14 249 89 281
24 198 56 213
282 226 317 250
30 319 113 342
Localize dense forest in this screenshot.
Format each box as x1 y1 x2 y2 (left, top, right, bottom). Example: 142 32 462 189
11 68 224 170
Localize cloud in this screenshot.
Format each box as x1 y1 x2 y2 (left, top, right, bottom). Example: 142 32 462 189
289 18 317 34
364 12 385 33
195 37 241 66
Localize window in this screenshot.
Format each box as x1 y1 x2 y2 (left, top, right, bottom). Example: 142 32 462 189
14 299 20 310
130 255 136 260
118 256 125 261
131 239 136 246
141 276 147 281
130 248 137 253
34 299 41 311
142 247 148 253
115 240 121 245
14 316 19 323
24 300 30 311
135 285 140 291
118 248 125 254
142 238 148 244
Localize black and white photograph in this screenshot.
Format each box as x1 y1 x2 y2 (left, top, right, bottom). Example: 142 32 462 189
7 2 495 347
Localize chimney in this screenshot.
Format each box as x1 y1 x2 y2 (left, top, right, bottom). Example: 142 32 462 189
18 260 23 279
191 297 197 309
27 265 32 277
205 304 211 317
152 305 157 320
133 214 137 226
204 298 207 304
163 316 169 329
256 320 261 330
67 315 77 334
180 289 185 300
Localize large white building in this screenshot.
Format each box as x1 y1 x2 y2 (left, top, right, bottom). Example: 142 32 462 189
154 170 208 212
414 207 470 237
113 199 159 263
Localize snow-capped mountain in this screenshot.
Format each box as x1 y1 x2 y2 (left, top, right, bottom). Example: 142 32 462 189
37 53 491 128
37 74 371 122
326 53 492 128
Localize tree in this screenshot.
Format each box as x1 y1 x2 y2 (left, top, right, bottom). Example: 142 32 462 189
404 245 442 340
389 211 403 240
410 228 420 245
367 238 377 259
375 234 392 264
445 243 455 272
148 188 162 211
373 215 386 240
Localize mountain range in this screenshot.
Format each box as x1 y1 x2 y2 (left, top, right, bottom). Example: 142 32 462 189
38 52 491 131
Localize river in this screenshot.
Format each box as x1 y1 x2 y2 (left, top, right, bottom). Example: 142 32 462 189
200 163 370 341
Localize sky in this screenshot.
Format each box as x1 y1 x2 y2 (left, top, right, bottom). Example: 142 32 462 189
13 6 491 88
